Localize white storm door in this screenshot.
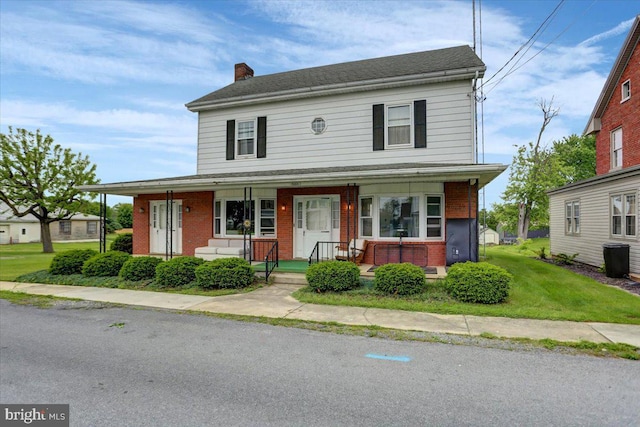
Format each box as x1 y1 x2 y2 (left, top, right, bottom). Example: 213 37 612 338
295 197 332 258
150 201 182 254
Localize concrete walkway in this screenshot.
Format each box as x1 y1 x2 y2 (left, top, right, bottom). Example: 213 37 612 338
2 281 640 347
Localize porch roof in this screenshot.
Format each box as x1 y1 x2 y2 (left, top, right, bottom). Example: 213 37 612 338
80 162 507 196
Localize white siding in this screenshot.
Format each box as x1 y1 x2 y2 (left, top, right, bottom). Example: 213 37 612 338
549 173 640 274
196 81 475 174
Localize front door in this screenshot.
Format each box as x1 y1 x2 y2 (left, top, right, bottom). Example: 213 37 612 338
294 197 338 258
150 201 182 255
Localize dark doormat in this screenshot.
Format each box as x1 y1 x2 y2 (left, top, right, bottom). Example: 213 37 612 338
368 266 437 274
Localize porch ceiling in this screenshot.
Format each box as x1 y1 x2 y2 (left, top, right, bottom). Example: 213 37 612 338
80 163 507 196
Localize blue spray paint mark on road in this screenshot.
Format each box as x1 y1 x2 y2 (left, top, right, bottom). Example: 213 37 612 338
365 353 411 362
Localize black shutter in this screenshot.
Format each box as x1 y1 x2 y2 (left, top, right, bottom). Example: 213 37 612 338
373 104 384 151
226 120 235 160
414 100 426 148
257 116 267 158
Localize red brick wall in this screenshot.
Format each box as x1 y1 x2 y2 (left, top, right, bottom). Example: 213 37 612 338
133 191 213 256
596 43 640 175
445 181 478 219
277 185 359 259
361 241 446 266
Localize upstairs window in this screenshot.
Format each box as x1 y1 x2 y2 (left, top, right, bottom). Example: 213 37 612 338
611 128 623 169
237 120 255 156
387 105 411 147
621 79 630 102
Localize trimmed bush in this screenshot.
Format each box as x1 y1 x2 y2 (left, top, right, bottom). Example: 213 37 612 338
110 233 133 254
154 256 204 289
374 263 426 296
49 249 99 275
306 260 360 293
82 251 131 277
195 257 255 289
119 256 163 281
445 261 512 304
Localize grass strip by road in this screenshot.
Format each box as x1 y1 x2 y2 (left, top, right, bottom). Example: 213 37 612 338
1 290 637 360
294 240 640 325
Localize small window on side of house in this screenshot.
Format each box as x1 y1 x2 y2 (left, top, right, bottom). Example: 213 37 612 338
565 201 580 235
621 80 630 102
60 221 71 235
87 221 97 234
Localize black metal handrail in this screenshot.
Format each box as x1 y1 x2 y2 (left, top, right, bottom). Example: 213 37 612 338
308 241 354 264
263 240 279 280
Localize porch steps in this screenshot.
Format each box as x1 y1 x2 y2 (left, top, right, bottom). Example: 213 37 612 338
269 272 307 286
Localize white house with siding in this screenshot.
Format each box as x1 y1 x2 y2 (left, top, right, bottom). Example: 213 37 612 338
81 46 507 267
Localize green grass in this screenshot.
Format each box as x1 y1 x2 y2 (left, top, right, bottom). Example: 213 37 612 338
0 237 116 281
295 238 640 325
0 290 71 308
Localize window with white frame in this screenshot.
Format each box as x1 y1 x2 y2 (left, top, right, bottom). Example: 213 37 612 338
260 200 275 236
426 195 443 238
214 200 221 235
621 79 630 102
565 200 580 235
611 128 623 169
215 199 276 237
611 193 637 238
237 120 255 156
379 196 419 237
360 197 373 237
386 105 411 147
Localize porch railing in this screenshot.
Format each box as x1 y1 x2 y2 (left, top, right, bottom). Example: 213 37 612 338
372 243 428 267
248 239 278 280
262 241 279 280
308 241 352 264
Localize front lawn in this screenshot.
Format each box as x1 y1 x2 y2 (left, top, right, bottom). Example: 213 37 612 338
295 239 640 325
0 238 115 281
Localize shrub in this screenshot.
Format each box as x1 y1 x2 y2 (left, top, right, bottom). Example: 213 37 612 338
49 249 99 275
195 257 255 289
154 256 204 289
110 233 133 254
119 256 163 281
553 253 579 265
82 251 131 277
373 263 426 296
445 261 512 304
306 260 360 292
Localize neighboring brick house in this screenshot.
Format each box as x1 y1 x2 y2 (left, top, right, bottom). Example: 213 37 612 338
82 46 506 267
549 15 640 274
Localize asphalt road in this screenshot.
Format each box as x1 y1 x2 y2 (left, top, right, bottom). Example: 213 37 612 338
1 300 639 427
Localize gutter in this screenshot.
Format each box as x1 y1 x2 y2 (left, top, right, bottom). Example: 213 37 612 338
186 67 486 112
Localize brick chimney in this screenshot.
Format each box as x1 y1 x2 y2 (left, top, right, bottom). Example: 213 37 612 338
234 63 254 81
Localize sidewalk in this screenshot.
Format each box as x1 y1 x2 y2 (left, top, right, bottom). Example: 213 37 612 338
2 281 640 347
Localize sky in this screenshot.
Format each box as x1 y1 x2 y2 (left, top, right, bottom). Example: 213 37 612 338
1 0 638 208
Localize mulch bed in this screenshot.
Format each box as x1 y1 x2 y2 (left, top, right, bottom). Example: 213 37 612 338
542 259 640 296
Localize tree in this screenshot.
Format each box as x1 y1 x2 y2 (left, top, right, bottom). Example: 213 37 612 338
0 127 99 253
552 133 596 183
478 208 500 231
500 99 565 241
114 203 133 228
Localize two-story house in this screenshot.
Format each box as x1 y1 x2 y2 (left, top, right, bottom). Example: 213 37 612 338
548 15 640 274
83 46 506 268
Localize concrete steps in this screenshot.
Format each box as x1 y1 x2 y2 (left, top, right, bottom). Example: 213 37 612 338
269 272 307 286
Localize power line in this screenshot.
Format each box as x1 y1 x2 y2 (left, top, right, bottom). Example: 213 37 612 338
479 0 565 91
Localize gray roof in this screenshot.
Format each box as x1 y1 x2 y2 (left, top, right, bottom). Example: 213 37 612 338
187 45 484 109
